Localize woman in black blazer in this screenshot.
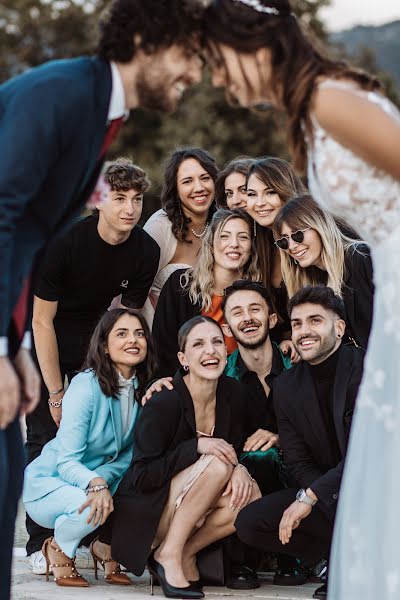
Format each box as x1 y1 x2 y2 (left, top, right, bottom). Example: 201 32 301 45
273 195 374 349
111 316 261 598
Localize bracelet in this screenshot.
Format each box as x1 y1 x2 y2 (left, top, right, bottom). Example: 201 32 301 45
235 463 256 482
49 386 64 396
85 483 109 495
48 398 62 408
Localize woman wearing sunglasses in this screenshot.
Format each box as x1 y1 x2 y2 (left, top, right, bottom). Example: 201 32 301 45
273 195 374 350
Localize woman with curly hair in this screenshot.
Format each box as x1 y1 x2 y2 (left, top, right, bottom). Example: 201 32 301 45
215 157 253 209
143 148 218 325
152 208 260 376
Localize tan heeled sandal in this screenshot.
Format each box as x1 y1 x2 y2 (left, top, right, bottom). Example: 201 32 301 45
42 537 89 587
90 538 132 585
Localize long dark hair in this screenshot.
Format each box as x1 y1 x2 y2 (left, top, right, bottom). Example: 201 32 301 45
82 309 158 399
203 0 381 172
215 157 253 208
245 156 306 292
161 147 219 243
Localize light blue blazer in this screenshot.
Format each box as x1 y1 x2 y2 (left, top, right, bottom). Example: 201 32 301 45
23 370 138 503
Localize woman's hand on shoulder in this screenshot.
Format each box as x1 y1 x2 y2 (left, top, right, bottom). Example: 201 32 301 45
78 477 113 527
279 340 301 364
223 465 254 511
141 377 174 405
197 437 238 466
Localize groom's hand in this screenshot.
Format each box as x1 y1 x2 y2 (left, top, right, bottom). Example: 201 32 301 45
279 500 312 545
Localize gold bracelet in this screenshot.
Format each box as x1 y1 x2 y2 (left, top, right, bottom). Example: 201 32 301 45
48 398 62 408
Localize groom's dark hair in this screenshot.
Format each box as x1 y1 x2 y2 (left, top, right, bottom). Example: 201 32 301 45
98 0 202 62
288 285 346 321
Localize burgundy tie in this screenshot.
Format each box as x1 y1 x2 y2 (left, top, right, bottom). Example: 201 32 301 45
99 117 124 158
12 276 30 341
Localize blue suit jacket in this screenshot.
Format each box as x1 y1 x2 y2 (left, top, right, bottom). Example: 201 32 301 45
0 57 112 338
23 370 138 503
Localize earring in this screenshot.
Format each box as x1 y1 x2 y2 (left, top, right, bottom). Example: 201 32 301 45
337 334 341 338
183 365 189 372
253 220 257 237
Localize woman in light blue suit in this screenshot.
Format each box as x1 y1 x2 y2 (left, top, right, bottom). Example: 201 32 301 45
23 308 157 588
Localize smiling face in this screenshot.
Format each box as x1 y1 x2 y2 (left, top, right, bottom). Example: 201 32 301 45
291 303 345 364
178 321 227 380
97 187 143 238
213 217 252 272
246 173 283 228
134 43 203 113
106 314 148 379
279 222 324 269
223 289 277 350
224 172 247 209
177 158 215 219
209 42 275 109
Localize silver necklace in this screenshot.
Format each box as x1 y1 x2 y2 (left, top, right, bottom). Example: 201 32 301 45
190 223 209 238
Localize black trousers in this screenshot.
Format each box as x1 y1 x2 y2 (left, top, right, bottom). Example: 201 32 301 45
235 488 334 565
0 417 24 600
25 359 77 555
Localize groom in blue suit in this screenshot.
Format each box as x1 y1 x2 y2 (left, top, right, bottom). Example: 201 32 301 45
0 1 203 597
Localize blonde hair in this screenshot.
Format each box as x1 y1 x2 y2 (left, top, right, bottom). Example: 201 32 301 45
181 208 261 311
273 195 364 298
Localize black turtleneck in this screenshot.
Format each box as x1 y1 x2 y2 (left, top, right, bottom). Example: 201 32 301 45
308 346 342 465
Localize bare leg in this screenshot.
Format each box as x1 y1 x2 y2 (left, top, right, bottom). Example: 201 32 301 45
155 458 233 588
182 483 262 581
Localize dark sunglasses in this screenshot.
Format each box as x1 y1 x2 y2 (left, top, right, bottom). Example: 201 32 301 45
274 228 310 250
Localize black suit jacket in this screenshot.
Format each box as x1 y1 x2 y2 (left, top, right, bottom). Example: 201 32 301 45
273 344 364 520
0 57 111 339
342 244 374 349
152 269 201 376
111 371 246 575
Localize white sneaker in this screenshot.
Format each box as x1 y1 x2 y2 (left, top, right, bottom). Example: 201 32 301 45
28 550 50 575
28 546 93 574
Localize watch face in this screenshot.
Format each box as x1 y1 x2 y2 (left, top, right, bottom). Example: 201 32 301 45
296 489 305 501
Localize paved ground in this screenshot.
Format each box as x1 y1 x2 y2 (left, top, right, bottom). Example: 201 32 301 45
11 551 321 600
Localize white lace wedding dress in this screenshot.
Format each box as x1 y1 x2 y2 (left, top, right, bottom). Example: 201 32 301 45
308 80 400 600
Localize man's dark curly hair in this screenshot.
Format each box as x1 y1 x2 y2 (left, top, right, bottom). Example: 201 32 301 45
104 157 150 193
97 0 203 62
161 147 219 244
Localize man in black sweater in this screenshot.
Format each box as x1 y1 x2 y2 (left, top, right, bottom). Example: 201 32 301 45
235 286 364 599
27 158 159 570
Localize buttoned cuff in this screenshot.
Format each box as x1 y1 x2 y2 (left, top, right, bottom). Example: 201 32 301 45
0 337 8 357
21 331 32 351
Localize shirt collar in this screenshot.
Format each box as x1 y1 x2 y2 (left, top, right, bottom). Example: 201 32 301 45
237 341 286 382
108 62 129 122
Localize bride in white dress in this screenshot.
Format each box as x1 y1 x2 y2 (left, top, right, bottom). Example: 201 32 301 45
198 0 400 598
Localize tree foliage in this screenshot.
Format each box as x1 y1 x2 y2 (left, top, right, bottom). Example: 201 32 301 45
1 0 397 215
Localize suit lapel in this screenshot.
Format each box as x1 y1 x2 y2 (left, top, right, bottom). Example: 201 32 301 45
332 345 353 455
107 395 122 456
214 378 231 440
173 373 197 435
295 363 326 443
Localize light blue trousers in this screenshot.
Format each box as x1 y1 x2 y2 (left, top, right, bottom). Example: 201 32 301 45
25 485 100 559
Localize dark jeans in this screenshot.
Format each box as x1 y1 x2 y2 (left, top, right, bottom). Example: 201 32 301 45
235 488 334 565
25 362 76 555
0 417 24 600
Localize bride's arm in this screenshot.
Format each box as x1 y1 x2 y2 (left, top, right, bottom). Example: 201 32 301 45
312 85 400 181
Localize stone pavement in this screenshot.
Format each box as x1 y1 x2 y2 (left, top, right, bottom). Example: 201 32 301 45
11 551 321 600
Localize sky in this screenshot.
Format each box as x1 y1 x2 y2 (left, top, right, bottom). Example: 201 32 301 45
320 0 400 31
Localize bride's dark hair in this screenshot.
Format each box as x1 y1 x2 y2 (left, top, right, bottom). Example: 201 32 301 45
203 0 381 172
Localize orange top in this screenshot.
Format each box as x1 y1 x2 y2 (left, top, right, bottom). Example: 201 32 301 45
202 294 237 355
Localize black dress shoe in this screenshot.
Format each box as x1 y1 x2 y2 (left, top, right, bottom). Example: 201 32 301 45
147 552 204 599
313 582 328 599
226 565 260 590
273 566 308 586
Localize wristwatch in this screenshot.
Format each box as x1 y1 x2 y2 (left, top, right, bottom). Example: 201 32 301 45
296 488 317 506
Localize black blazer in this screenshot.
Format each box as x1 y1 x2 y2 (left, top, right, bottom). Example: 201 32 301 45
0 57 111 339
152 269 201 376
342 244 374 349
111 371 246 575
273 344 364 521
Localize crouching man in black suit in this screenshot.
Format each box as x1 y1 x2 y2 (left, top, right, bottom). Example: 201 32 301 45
235 285 364 600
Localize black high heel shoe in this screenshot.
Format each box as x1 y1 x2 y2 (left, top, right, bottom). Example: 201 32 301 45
148 551 204 599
